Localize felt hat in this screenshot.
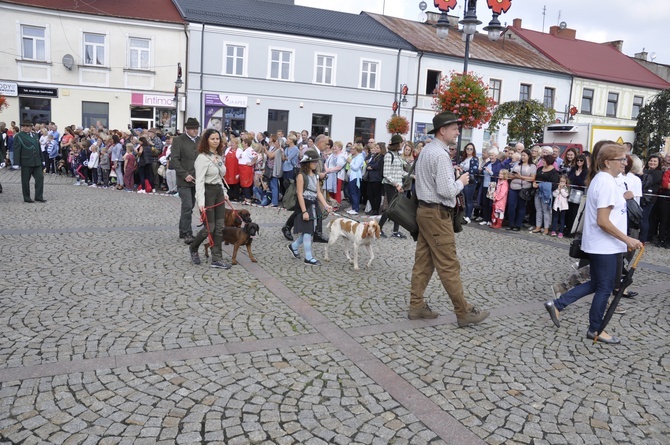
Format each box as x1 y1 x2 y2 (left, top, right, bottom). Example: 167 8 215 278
184 117 200 129
427 112 462 134
21 120 33 127
300 149 320 163
389 134 404 145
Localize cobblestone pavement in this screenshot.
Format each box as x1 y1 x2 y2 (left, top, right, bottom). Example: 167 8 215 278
0 169 668 445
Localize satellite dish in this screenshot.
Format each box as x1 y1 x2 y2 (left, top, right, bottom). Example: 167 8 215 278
62 54 74 70
418 11 428 23
650 52 657 61
559 21 567 30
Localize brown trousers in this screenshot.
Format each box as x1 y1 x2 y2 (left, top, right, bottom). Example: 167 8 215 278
409 206 472 317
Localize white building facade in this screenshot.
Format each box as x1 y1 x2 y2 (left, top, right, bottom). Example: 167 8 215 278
0 1 186 132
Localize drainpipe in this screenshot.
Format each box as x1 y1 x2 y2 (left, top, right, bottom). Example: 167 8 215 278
394 49 401 106
182 23 189 129
200 23 205 127
410 51 425 142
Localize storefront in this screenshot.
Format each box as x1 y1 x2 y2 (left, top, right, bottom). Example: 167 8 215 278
204 94 247 135
130 93 176 132
16 85 57 125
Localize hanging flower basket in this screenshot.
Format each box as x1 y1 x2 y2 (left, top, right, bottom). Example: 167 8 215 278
386 114 409 135
0 94 8 113
433 71 496 129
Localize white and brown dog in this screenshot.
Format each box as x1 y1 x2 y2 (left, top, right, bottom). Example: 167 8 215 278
324 218 381 270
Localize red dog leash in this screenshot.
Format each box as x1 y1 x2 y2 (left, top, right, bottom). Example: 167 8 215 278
199 194 245 248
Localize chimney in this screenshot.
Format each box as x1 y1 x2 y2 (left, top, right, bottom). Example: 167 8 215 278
512 18 522 28
549 25 576 40
634 50 648 61
604 40 624 52
425 11 459 27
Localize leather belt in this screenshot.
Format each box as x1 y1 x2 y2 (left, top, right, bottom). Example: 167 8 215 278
418 200 453 211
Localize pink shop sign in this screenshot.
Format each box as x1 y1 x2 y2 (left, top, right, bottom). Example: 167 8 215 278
131 93 175 108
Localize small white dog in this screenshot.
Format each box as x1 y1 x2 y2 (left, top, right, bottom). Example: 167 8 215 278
324 218 381 270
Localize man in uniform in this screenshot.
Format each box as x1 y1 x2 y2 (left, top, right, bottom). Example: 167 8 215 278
409 112 489 327
14 120 46 203
170 117 200 244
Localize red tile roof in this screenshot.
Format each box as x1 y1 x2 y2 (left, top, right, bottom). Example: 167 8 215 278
508 25 669 90
3 0 185 24
368 13 570 75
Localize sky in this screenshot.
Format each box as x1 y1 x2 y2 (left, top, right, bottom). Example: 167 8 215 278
295 0 669 66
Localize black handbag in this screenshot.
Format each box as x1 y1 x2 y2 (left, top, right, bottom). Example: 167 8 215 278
519 187 535 201
569 237 589 259
387 192 418 235
453 193 465 233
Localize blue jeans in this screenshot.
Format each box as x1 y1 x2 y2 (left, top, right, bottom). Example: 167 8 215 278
506 189 526 228
270 177 280 206
551 209 567 233
349 179 361 212
253 185 269 206
534 193 551 229
463 183 476 219
553 253 621 333
640 203 654 242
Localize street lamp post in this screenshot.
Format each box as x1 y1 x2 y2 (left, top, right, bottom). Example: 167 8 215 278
431 0 512 162
392 83 409 115
173 62 184 133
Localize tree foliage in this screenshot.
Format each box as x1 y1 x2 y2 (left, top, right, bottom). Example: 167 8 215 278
634 88 670 154
487 100 555 148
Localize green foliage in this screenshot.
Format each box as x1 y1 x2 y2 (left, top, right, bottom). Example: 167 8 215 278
487 100 556 148
634 88 670 155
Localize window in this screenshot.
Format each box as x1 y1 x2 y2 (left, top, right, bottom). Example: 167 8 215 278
354 117 375 142
225 44 246 76
581 88 594 115
129 38 151 70
82 101 109 129
489 79 501 104
267 109 289 135
84 33 106 66
312 114 332 137
315 54 335 85
543 87 555 109
360 60 379 89
632 95 644 119
426 70 441 95
269 49 293 81
607 92 619 117
519 84 531 101
21 25 46 61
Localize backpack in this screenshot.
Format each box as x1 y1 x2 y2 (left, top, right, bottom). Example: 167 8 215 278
282 172 308 211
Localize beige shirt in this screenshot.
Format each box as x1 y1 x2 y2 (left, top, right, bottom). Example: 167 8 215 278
194 152 226 208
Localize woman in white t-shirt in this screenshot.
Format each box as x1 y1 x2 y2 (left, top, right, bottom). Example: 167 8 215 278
544 143 642 345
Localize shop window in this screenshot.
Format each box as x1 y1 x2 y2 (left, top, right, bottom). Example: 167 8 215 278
267 109 289 135
19 97 51 124
82 101 109 129
354 117 375 143
312 114 332 137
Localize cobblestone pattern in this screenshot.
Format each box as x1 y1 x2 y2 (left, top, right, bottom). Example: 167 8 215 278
1 170 668 445
360 288 670 445
0 344 444 445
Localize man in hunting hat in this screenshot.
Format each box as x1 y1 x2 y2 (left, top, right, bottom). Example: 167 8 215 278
378 134 407 238
170 117 201 244
408 111 490 326
14 120 46 203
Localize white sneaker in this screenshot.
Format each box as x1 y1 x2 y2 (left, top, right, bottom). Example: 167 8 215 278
74 181 81 186
349 210 358 215
479 221 488 226
464 217 471 224
0 162 5 168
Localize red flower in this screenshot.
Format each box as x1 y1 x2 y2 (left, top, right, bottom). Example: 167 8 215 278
386 115 410 135
434 0 457 12
0 94 9 112
487 0 512 14
433 71 496 129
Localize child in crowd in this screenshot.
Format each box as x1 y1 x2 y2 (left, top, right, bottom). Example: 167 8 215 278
99 147 110 187
70 145 85 185
287 150 333 266
88 145 100 187
123 143 137 191
490 169 509 229
47 134 59 174
551 175 570 238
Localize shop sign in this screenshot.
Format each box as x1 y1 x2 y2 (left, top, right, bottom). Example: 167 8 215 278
131 93 175 108
205 94 247 108
0 81 18 97
18 85 58 97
